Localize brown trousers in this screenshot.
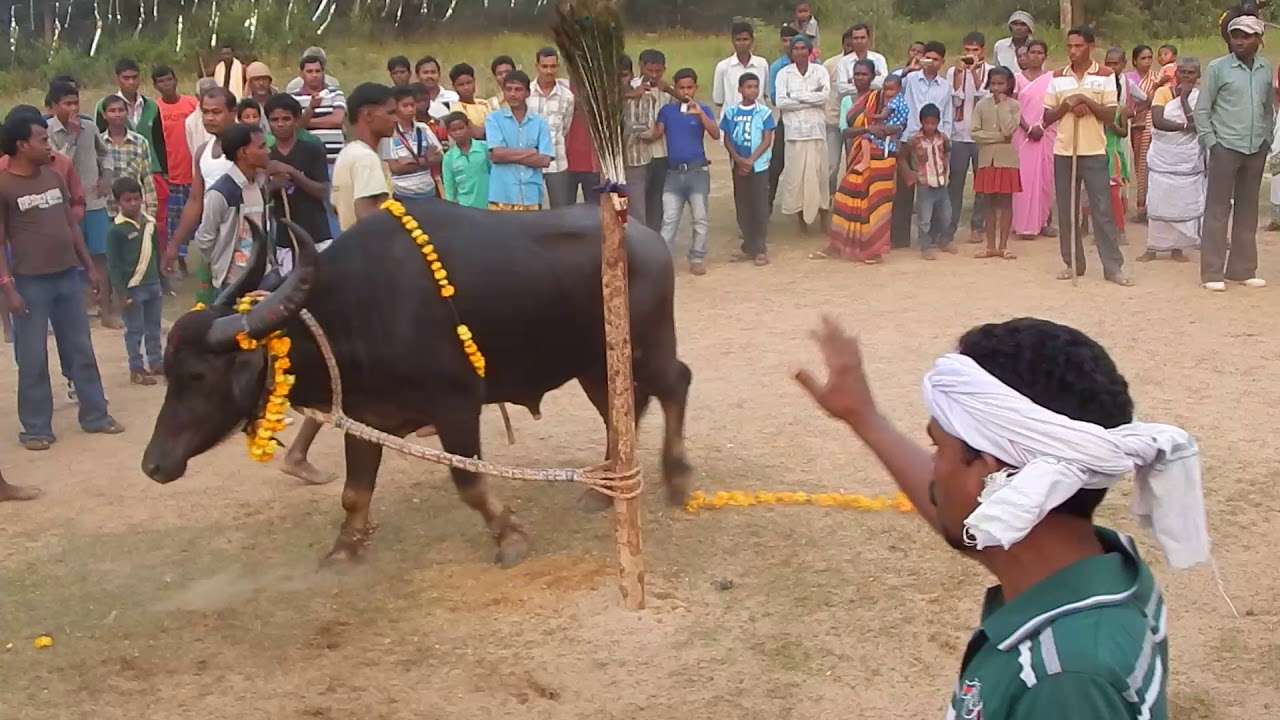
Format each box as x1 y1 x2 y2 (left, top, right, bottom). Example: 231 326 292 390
1202 144 1266 284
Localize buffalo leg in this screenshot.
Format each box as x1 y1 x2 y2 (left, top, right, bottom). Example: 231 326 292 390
576 375 622 513
325 435 383 562
653 360 693 505
435 400 531 568
283 417 338 485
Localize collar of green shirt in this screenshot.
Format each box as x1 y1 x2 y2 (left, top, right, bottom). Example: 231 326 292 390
114 212 155 228
979 528 1143 652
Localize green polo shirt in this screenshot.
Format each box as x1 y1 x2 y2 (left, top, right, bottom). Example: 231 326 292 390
1194 52 1275 155
441 140 491 210
947 528 1167 720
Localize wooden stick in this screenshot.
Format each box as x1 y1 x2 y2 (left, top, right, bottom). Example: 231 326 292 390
598 191 645 611
1069 113 1080 287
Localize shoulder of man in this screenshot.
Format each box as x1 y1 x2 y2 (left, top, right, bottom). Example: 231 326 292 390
1091 65 1115 78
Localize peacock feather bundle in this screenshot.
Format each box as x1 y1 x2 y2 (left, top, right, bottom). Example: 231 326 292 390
550 0 627 187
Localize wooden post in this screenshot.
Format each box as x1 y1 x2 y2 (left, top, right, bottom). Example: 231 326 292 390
598 192 645 611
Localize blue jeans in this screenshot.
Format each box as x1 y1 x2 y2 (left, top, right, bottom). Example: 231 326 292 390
660 166 711 261
122 283 164 373
12 269 112 442
915 185 953 250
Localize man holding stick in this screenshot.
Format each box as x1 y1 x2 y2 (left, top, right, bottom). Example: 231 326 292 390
796 314 1212 718
1042 27 1133 286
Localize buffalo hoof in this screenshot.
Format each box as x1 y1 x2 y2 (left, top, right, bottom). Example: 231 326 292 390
664 479 691 508
494 532 532 569
576 488 614 514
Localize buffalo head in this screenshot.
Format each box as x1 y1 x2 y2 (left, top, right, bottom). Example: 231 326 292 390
141 219 318 483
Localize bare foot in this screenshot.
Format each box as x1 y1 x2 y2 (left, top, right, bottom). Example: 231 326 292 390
1136 251 1157 263
101 315 124 330
0 482 41 501
282 457 337 485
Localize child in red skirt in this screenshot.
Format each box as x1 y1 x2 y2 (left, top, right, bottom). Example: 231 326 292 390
971 66 1022 259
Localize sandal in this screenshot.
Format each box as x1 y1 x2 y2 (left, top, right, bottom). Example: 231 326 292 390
754 254 771 266
807 249 838 260
1106 274 1135 287
21 438 52 451
1056 268 1077 281
974 248 999 259
1000 249 1017 260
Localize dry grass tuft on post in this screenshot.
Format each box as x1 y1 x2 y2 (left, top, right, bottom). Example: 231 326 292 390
550 0 646 610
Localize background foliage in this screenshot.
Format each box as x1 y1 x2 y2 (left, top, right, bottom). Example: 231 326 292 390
0 0 1240 96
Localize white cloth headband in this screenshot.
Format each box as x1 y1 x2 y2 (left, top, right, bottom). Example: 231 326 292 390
922 353 1212 570
1228 15 1266 36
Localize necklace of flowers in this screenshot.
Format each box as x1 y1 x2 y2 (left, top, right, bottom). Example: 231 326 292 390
231 294 297 463
380 199 486 377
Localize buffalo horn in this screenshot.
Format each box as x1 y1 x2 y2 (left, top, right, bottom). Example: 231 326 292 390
212 217 271 307
204 219 319 351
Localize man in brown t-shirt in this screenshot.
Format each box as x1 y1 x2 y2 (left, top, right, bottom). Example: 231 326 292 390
0 109 123 452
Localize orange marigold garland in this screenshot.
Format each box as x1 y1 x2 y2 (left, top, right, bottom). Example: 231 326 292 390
381 199 486 377
685 490 915 514
233 294 296 462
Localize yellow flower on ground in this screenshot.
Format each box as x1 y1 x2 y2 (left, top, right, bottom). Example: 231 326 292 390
33 635 52 649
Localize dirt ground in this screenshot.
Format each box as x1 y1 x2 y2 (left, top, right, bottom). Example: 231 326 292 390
2 172 1279 719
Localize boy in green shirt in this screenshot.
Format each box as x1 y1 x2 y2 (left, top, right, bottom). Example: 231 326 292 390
797 316 1213 720
441 112 490 210
105 177 164 386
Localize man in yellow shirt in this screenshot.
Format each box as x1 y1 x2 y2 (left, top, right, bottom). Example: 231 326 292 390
330 83 395 231
1042 26 1132 287
450 63 491 140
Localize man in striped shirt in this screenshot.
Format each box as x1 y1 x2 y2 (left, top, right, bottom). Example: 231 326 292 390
797 316 1205 719
292 54 346 238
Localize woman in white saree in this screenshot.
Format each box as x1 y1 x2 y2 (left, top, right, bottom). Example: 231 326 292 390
1139 59 1203 262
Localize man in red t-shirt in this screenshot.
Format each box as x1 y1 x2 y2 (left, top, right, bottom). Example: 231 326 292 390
152 66 198 270
564 85 601 205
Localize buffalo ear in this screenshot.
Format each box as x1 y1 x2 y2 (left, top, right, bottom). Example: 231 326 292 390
229 350 268 414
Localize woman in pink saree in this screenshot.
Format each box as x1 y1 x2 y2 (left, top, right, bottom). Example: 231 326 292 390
1012 40 1055 238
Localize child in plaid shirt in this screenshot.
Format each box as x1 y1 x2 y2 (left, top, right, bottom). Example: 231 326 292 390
901 103 953 260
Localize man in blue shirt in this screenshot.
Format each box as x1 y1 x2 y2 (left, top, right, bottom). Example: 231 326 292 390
655 68 721 276
768 25 800 209
484 70 553 210
720 72 776 265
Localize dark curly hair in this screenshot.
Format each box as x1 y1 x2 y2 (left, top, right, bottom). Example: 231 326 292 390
957 317 1134 519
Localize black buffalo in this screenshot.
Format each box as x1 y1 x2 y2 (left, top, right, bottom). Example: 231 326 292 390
142 200 693 566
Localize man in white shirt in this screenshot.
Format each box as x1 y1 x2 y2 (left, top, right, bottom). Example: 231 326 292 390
527 47 576 208
776 34 831 231
835 24 890 94
945 31 994 245
712 22 771 119
993 11 1036 71
823 29 855 194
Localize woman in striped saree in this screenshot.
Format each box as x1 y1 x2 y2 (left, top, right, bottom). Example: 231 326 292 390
817 60 906 263
1126 45 1164 223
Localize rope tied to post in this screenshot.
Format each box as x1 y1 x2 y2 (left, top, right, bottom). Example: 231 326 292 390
294 310 644 499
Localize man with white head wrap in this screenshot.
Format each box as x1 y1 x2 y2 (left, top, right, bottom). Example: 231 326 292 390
797 315 1214 719
993 10 1036 71
1194 14 1272 292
